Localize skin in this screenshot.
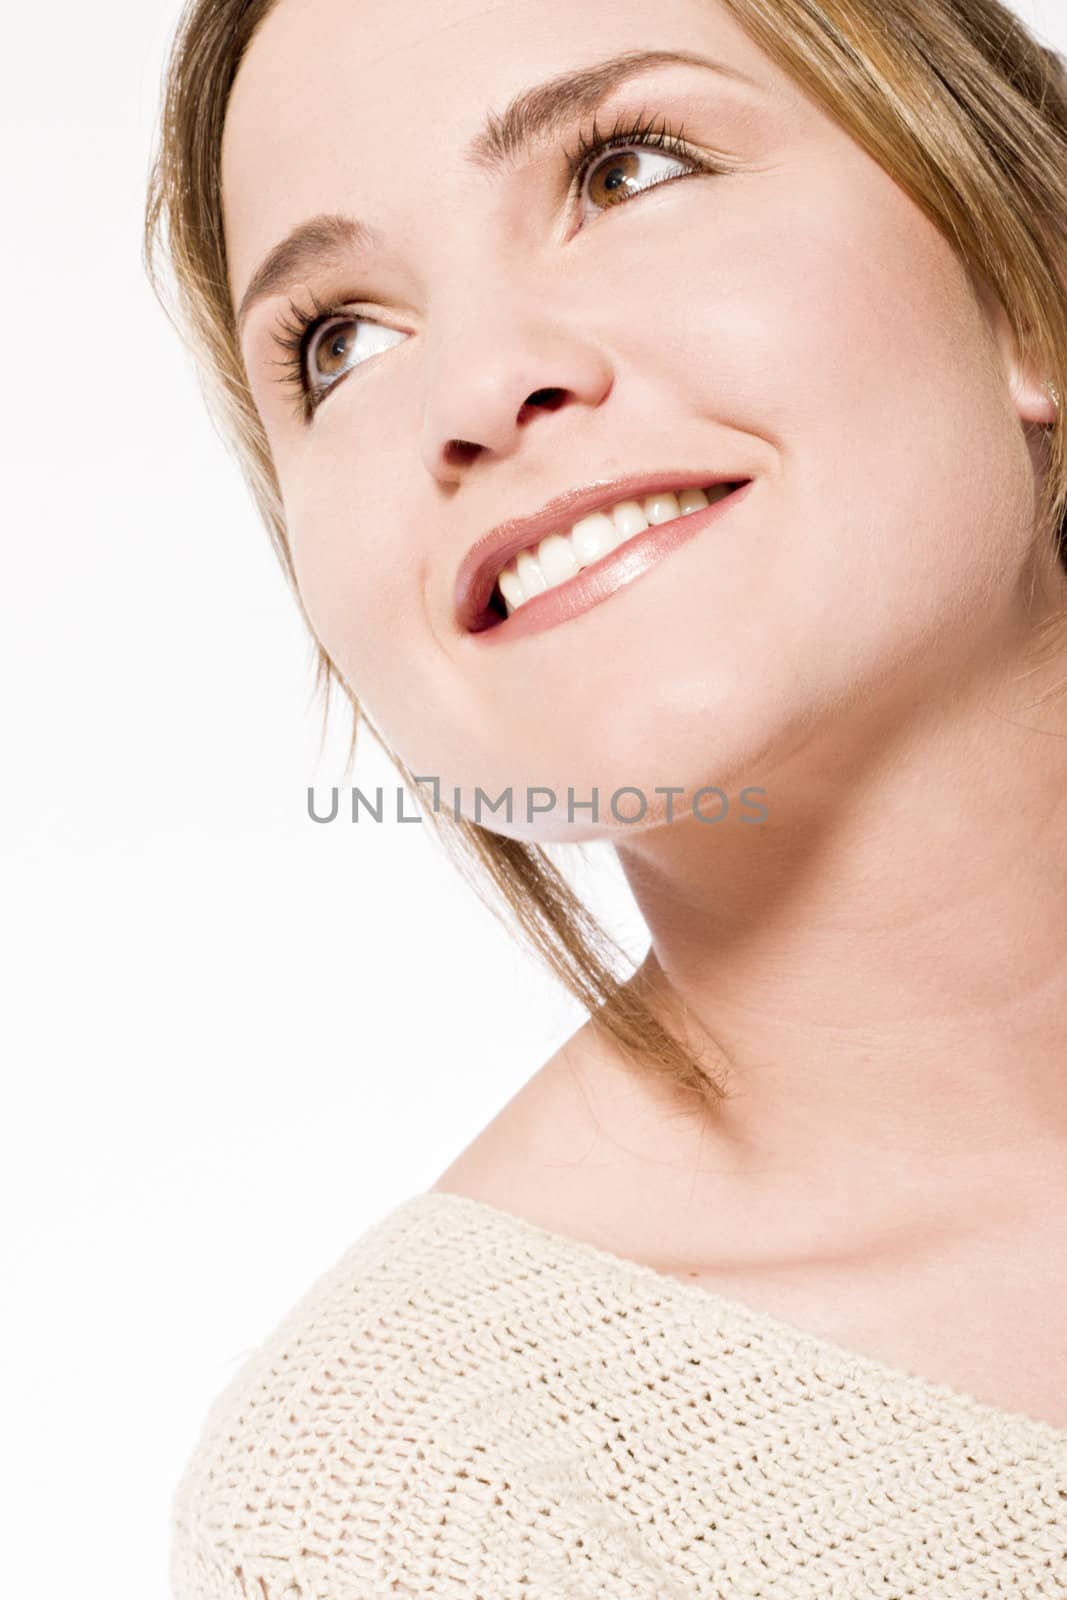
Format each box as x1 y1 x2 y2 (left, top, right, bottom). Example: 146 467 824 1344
222 0 1067 1425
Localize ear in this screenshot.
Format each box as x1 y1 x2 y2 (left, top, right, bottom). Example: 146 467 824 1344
974 271 1060 427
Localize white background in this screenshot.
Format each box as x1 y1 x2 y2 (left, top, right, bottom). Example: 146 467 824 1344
2 0 1064 1594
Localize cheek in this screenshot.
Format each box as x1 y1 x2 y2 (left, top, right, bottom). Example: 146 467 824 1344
626 156 983 441
632 157 1028 600
283 468 426 713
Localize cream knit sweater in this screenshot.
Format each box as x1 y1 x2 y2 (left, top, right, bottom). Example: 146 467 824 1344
170 1190 1067 1599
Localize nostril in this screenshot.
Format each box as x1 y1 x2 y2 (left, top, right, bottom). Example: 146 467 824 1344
444 438 482 467
518 387 567 422
445 390 568 463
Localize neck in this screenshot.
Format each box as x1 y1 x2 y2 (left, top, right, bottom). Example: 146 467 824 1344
614 567 1067 1202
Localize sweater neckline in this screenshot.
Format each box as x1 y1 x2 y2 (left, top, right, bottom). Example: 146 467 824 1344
405 1188 1067 1447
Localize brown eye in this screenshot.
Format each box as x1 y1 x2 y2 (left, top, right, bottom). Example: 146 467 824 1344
587 150 643 208
310 318 358 381
300 315 408 404
579 143 700 221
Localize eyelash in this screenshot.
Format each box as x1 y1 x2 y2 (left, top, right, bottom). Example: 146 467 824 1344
561 107 708 201
269 108 716 423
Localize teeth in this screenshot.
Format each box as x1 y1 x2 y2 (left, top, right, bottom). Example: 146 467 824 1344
515 547 549 597
611 499 650 543
497 564 525 612
495 484 733 616
643 491 682 525
537 532 581 586
570 511 616 565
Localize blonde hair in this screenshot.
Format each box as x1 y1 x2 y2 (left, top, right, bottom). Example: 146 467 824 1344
144 0 1067 1109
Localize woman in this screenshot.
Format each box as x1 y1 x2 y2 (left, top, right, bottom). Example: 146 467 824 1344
145 0 1067 1593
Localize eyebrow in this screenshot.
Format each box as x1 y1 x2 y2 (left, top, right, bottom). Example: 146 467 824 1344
234 48 761 335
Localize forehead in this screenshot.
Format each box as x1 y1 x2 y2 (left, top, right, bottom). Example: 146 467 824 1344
221 0 800 309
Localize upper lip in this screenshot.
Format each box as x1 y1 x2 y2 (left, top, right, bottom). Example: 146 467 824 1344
454 468 748 632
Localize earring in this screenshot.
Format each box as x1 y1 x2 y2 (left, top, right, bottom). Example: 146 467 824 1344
1045 380 1061 411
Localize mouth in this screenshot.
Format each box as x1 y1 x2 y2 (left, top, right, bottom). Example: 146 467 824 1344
454 471 753 640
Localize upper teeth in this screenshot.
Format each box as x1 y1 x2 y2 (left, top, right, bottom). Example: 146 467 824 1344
494 485 734 615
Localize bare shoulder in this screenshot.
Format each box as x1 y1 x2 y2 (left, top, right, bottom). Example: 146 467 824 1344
428 1022 607 1208
427 1018 711 1255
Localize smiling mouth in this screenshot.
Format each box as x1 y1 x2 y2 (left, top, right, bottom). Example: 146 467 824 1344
475 481 748 631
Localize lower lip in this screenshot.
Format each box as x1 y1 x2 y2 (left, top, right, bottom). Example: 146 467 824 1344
468 480 754 645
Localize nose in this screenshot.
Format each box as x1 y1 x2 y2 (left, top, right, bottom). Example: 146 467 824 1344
418 313 615 481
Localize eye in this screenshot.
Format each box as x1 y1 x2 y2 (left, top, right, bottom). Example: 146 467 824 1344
579 143 697 220
566 110 722 228
305 315 406 393
269 294 407 422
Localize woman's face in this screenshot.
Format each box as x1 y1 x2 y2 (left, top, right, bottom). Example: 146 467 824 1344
222 0 1055 841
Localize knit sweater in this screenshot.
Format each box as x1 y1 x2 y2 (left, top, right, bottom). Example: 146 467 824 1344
170 1189 1067 1599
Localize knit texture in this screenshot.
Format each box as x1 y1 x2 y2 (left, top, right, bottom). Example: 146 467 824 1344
170 1189 1067 1599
